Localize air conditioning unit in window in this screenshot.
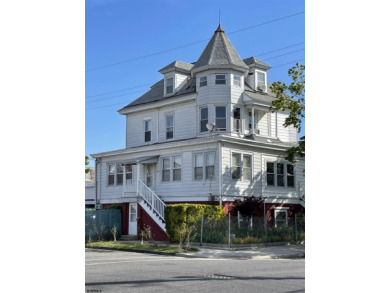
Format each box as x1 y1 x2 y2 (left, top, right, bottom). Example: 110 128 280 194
257 84 266 92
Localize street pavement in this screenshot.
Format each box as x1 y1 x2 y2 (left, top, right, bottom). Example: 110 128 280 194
177 244 305 260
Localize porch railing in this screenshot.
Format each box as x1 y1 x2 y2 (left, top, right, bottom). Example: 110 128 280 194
124 179 165 220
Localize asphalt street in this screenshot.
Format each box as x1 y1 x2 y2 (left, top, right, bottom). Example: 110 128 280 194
85 248 305 293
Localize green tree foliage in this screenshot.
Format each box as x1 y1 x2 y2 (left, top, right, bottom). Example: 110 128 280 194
271 63 305 163
164 204 225 242
233 196 261 217
85 155 91 174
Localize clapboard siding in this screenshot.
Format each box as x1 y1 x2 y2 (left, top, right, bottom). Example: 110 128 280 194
126 111 159 148
175 72 189 92
277 112 290 142
158 101 197 142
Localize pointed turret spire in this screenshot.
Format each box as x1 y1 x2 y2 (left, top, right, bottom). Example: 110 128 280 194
192 25 249 73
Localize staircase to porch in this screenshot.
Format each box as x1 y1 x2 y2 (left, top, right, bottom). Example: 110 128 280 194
124 179 166 231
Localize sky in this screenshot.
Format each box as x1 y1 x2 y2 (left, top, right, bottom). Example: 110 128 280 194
85 0 305 167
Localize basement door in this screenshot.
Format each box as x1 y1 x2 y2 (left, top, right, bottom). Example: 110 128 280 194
129 203 137 236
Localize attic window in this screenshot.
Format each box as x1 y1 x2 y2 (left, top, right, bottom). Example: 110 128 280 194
215 74 226 85
256 71 266 92
166 77 174 94
200 76 207 87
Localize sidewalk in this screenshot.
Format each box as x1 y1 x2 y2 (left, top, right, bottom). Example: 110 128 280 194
177 244 305 260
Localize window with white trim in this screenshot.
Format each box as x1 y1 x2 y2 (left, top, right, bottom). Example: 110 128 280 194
162 158 170 182
215 106 226 131
233 107 241 133
232 152 252 181
162 156 182 182
274 208 288 227
166 77 174 94
194 152 215 180
200 107 208 132
266 162 295 188
173 156 182 181
125 164 134 180
200 76 207 87
108 164 115 185
116 164 123 185
233 75 241 86
166 114 174 139
256 71 266 92
215 74 226 85
144 119 151 142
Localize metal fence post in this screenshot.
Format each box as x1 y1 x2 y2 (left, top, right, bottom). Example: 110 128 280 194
228 212 231 248
295 214 298 243
200 214 204 246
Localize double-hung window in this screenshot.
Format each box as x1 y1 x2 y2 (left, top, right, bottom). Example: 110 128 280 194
215 74 226 85
231 153 241 180
205 153 215 179
194 152 215 180
162 158 170 182
275 208 288 227
266 162 295 188
125 164 133 180
144 119 151 142
116 164 123 185
166 77 174 94
233 75 241 86
194 154 204 180
233 107 241 132
257 71 266 91
200 107 208 132
215 106 226 131
232 153 252 181
200 76 207 87
108 164 115 185
173 156 182 181
166 114 174 139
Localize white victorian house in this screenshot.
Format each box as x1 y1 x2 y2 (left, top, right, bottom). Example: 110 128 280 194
85 25 305 240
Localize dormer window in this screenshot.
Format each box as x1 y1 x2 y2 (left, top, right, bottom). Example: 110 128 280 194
215 74 226 85
200 76 207 87
166 77 174 94
233 75 241 86
256 71 266 92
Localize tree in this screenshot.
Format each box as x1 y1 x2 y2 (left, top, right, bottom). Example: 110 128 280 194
85 155 91 174
271 63 305 163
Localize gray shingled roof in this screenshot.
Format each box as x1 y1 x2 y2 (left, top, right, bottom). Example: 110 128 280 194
243 57 271 70
158 60 194 73
192 25 249 71
119 78 196 109
243 82 277 106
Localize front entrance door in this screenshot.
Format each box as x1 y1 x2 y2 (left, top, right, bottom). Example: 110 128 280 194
145 164 154 189
129 203 137 235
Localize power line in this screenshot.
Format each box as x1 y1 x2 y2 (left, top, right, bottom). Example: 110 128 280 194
85 58 305 111
85 83 151 99
85 41 304 99
85 89 148 104
85 11 304 73
262 49 305 61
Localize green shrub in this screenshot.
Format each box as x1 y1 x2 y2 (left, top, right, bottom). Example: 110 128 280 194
232 237 263 244
165 204 225 242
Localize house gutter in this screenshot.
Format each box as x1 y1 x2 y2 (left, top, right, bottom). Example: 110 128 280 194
95 157 98 208
218 140 222 206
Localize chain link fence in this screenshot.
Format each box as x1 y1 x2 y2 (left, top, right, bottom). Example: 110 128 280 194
193 212 304 246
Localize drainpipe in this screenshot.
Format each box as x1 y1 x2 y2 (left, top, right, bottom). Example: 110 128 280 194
218 139 222 206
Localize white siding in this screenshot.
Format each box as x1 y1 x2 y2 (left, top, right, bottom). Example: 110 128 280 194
175 72 189 92
276 111 290 142
245 69 256 89
158 101 197 142
126 110 159 148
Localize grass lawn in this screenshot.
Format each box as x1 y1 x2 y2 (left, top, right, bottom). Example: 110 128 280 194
86 241 199 253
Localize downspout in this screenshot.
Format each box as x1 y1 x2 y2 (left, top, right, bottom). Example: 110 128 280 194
218 139 222 206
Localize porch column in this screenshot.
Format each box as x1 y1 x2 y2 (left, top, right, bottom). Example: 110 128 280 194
251 107 255 135
137 163 140 194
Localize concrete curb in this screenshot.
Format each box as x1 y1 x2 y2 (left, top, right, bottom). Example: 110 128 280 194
85 246 177 256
